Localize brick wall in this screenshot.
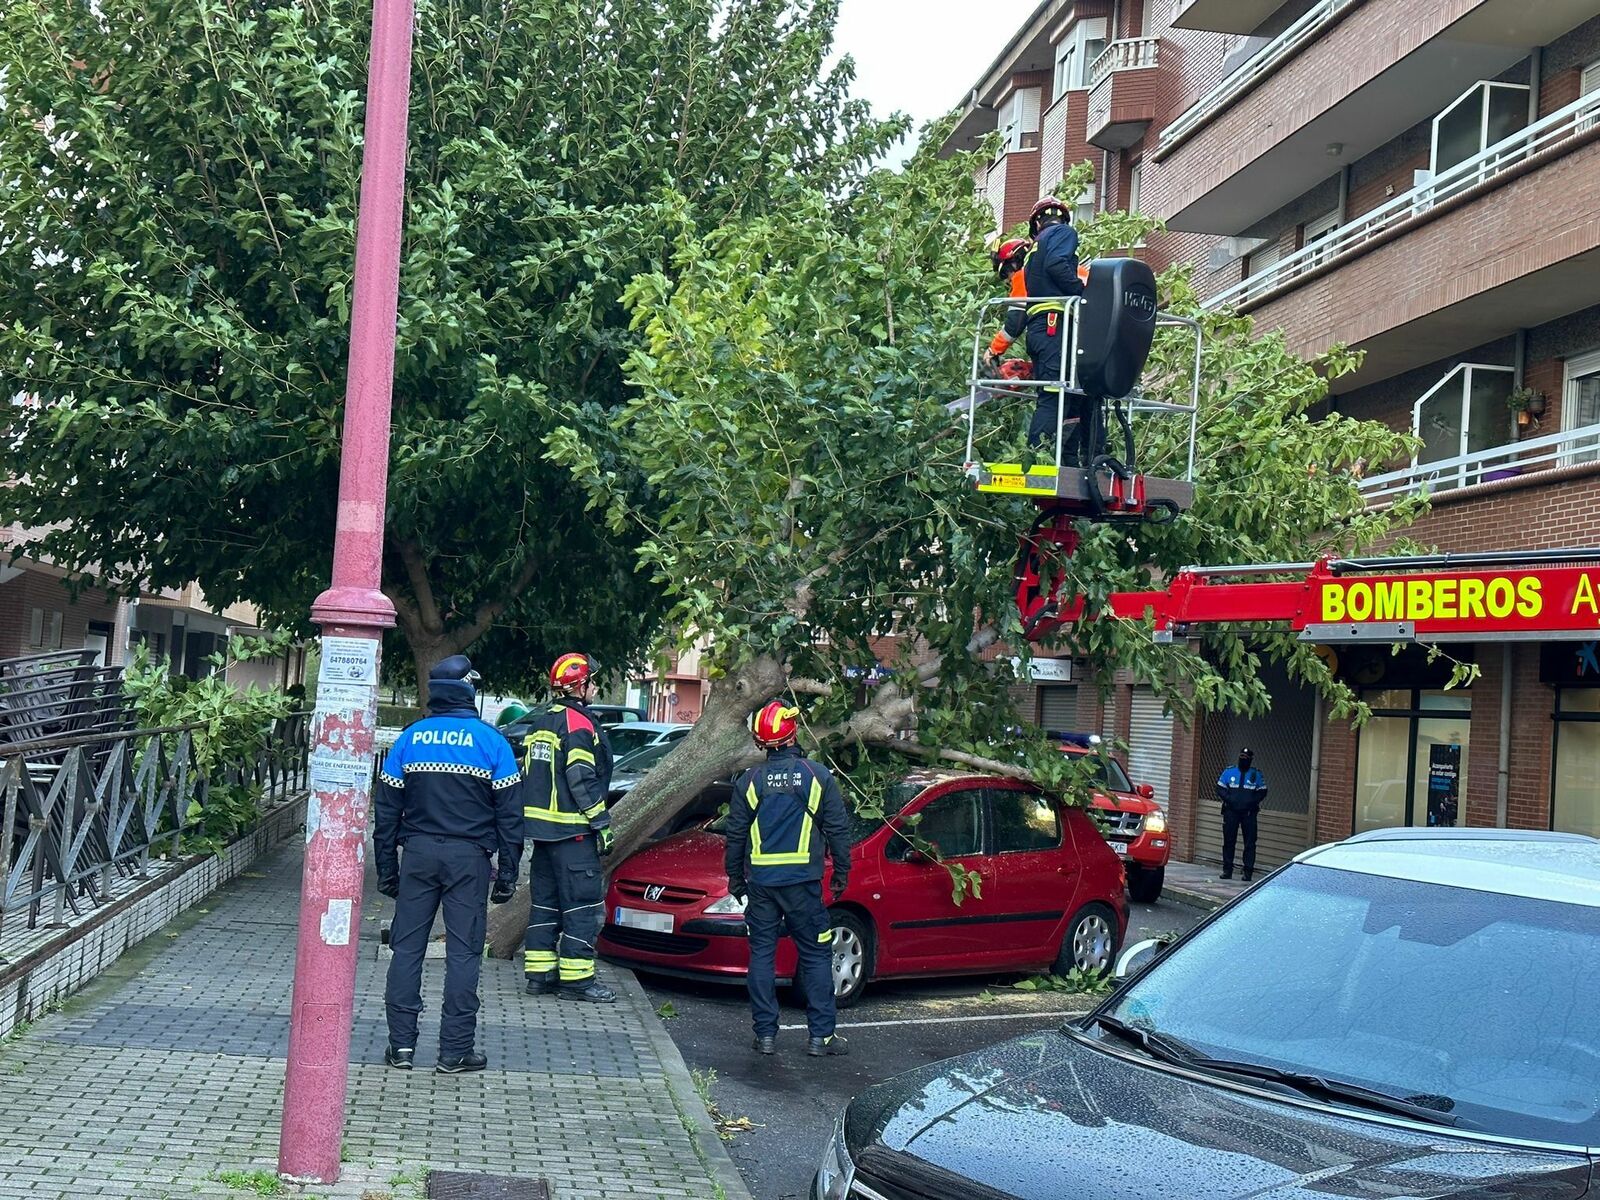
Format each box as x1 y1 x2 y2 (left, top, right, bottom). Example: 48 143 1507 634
1540 14 1600 114
0 568 120 660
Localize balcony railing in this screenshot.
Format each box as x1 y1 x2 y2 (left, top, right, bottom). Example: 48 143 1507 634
1359 422 1600 503
1088 37 1161 89
1208 88 1600 312
1155 0 1365 159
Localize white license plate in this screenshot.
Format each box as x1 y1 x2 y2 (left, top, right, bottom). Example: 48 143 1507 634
1108 841 1129 856
616 906 673 934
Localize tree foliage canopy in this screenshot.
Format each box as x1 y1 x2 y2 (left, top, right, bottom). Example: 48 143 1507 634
0 0 894 689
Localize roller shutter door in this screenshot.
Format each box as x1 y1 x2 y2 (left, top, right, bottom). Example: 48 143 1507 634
1128 687 1174 804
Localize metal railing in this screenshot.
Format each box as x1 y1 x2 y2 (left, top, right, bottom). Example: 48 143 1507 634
1156 0 1364 159
1088 37 1161 89
0 712 309 941
1208 89 1600 312
1358 421 1600 503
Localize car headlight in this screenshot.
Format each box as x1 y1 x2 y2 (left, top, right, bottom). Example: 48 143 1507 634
1143 809 1167 834
704 893 748 916
815 1112 854 1200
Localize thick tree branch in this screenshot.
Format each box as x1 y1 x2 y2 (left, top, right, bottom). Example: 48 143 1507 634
788 677 833 697
448 554 540 649
398 540 444 635
883 738 1034 781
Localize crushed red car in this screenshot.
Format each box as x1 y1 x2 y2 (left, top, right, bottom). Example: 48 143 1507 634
1054 731 1171 903
597 770 1128 1006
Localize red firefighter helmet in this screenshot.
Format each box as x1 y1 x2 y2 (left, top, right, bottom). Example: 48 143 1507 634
991 236 1030 274
752 701 800 748
549 652 591 692
1029 195 1070 236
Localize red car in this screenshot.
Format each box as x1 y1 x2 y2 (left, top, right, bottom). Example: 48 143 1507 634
597 770 1128 1006
1056 732 1171 904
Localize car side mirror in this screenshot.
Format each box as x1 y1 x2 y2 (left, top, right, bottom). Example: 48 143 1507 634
1113 938 1169 980
1136 783 1155 800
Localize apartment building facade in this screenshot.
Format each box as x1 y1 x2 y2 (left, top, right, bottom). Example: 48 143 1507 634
944 0 1600 869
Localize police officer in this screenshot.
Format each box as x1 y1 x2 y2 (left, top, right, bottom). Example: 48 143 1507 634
725 701 852 1058
521 652 616 1003
376 655 523 1074
1022 195 1088 453
1215 746 1268 882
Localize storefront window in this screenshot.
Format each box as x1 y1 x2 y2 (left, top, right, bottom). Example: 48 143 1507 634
1353 689 1470 833
1553 689 1600 838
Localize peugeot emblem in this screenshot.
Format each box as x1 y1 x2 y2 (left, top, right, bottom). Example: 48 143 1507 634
644 884 667 902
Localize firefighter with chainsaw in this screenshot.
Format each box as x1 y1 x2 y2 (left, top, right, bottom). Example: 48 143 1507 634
982 236 1032 382
521 652 617 1003
725 701 853 1058
1022 195 1088 452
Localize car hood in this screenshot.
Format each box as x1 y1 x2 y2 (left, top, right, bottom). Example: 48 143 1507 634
1087 791 1154 815
848 1030 1592 1200
611 827 726 885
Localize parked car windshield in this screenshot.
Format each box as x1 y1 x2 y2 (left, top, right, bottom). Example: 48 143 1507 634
609 726 665 760
615 741 673 774
1103 863 1600 1145
1068 751 1135 794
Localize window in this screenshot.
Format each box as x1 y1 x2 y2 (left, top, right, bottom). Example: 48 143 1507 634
1245 239 1280 278
989 789 1061 853
1429 80 1529 189
1126 162 1142 216
1054 19 1108 94
1301 208 1338 263
1071 183 1097 226
899 788 982 859
1001 87 1040 152
27 608 62 650
1553 688 1600 838
1411 362 1514 488
1562 348 1600 465
1580 59 1600 132
1353 690 1470 833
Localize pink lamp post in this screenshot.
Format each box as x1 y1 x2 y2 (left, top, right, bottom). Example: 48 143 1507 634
277 0 414 1182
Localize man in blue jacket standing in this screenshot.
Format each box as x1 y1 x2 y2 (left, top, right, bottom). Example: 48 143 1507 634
1215 747 1267 882
1021 195 1087 452
376 655 523 1074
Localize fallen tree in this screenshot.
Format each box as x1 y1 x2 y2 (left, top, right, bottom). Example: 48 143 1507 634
485 150 1425 955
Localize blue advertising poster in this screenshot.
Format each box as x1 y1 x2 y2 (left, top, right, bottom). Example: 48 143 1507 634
1427 743 1460 827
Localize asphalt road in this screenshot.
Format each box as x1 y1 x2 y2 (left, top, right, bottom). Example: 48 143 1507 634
639 896 1207 1200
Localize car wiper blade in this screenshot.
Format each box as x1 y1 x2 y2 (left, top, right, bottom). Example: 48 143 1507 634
1185 1057 1460 1127
1089 1014 1201 1068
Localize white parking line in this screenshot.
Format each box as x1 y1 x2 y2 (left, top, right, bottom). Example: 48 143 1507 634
778 1009 1087 1032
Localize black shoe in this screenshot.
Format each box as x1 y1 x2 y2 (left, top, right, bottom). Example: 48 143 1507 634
752 1035 776 1056
1241 873 1253 883
435 1051 487 1074
525 974 556 997
1219 872 1233 881
383 1045 414 1071
807 1034 849 1057
559 981 617 1004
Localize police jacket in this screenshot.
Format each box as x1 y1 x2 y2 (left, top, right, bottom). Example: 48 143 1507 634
375 680 524 885
1022 222 1084 330
725 746 852 888
521 700 614 842
1216 765 1268 812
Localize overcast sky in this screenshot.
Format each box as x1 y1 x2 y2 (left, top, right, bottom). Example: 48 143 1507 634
830 0 1040 164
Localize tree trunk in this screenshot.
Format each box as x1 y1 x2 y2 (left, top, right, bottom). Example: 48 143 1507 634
485 654 787 958
405 637 450 707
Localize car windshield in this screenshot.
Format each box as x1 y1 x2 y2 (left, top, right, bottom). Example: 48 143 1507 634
1103 863 1600 1145
615 741 673 774
1068 751 1134 794
608 726 663 759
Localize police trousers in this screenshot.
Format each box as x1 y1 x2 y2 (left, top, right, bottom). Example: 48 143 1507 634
524 835 604 989
745 881 835 1040
385 835 491 1058
1222 804 1259 879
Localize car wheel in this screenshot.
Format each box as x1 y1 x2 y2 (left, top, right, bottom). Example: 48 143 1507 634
828 909 875 1009
1054 902 1119 976
1126 864 1164 905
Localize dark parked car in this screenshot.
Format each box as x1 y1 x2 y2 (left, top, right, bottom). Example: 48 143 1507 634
817 828 1600 1199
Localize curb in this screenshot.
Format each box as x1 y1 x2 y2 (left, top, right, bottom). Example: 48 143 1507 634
1162 884 1223 913
614 968 755 1200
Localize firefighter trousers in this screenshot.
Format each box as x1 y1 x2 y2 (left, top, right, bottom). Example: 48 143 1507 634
524 835 604 989
745 881 836 1040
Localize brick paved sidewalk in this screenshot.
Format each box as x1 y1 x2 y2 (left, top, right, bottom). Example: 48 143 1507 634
0 837 746 1200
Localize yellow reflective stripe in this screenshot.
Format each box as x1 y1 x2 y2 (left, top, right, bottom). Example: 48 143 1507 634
1027 300 1066 316
749 775 823 866
818 930 832 943
524 807 589 824
558 957 595 981
580 803 607 821
745 782 759 810
568 748 595 766
524 951 556 971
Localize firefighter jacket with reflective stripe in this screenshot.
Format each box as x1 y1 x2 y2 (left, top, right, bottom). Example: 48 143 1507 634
1023 222 1084 321
521 701 614 842
375 680 524 885
725 746 852 888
